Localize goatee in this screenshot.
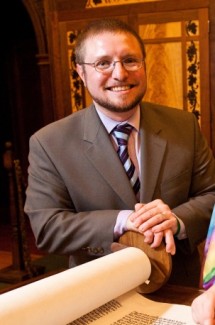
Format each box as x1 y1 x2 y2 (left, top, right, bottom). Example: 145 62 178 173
92 93 144 113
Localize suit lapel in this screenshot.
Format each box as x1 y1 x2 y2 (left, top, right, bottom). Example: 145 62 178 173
83 106 136 207
82 104 167 205
140 106 167 203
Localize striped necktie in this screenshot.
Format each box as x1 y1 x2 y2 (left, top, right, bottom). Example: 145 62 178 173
112 123 140 195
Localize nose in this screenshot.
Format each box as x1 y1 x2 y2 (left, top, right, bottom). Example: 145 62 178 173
111 61 128 80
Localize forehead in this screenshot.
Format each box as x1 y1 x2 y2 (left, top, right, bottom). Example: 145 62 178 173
83 31 142 60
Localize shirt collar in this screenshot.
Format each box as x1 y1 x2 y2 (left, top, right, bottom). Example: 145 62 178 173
95 106 140 134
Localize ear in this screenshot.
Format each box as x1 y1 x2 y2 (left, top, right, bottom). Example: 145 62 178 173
76 64 86 87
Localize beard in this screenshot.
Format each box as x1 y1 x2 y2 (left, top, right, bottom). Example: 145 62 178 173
89 90 145 113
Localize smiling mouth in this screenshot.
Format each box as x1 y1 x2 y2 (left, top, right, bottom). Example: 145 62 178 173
107 85 134 92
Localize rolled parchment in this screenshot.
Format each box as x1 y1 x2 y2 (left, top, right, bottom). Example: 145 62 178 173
0 247 151 325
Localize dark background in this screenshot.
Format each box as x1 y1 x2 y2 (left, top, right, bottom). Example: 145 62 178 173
0 1 43 223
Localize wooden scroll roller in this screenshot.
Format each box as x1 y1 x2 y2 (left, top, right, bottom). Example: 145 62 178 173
118 231 172 294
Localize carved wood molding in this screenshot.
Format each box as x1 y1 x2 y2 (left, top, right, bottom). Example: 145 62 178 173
22 0 48 54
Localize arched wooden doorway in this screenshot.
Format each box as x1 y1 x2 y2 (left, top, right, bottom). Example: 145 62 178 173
0 0 52 224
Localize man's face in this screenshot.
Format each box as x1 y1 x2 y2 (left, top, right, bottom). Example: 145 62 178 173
76 32 147 118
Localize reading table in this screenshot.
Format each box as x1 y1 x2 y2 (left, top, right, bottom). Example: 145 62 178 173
145 283 204 306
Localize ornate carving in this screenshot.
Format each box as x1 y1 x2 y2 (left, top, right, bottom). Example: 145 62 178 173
68 31 84 112
186 21 200 119
86 0 161 8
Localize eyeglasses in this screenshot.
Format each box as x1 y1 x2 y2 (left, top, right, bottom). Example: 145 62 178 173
79 57 144 74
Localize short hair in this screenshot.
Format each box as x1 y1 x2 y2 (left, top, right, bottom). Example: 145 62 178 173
75 18 146 64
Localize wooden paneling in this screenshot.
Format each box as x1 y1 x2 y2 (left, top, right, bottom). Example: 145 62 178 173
209 2 215 154
44 0 215 153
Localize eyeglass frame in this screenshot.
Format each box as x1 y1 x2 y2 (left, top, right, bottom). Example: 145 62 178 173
78 57 145 74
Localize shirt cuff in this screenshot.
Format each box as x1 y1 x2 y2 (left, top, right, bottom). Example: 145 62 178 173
114 210 133 240
173 215 187 240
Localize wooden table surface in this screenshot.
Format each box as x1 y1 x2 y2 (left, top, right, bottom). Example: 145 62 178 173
144 283 204 306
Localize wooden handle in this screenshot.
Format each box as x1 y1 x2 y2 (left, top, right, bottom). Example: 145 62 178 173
119 231 172 294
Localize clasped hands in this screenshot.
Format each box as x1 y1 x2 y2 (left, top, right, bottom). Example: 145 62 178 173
126 199 178 255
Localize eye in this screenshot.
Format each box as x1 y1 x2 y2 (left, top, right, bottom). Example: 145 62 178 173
95 59 112 70
123 57 139 65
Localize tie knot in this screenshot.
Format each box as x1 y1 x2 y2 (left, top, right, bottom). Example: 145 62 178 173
112 123 133 145
114 123 133 134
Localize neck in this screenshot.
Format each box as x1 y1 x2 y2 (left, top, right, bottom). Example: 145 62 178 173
94 104 139 122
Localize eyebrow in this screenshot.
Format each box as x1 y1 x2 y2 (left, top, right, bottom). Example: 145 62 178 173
91 54 142 61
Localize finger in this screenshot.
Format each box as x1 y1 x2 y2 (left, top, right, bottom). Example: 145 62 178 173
131 200 165 223
151 212 176 233
130 203 146 222
150 231 163 248
142 199 168 213
164 229 176 255
132 201 174 231
152 219 175 233
134 203 145 211
138 212 173 233
142 230 154 244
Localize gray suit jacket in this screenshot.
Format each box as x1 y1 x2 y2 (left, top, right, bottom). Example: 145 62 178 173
25 102 215 286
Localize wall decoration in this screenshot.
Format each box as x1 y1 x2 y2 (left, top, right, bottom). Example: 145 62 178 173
86 0 164 8
68 31 84 112
186 21 200 119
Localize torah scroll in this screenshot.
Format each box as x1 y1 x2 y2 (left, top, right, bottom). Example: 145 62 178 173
0 247 151 325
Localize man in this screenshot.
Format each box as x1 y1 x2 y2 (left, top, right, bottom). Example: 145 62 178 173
24 18 215 286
